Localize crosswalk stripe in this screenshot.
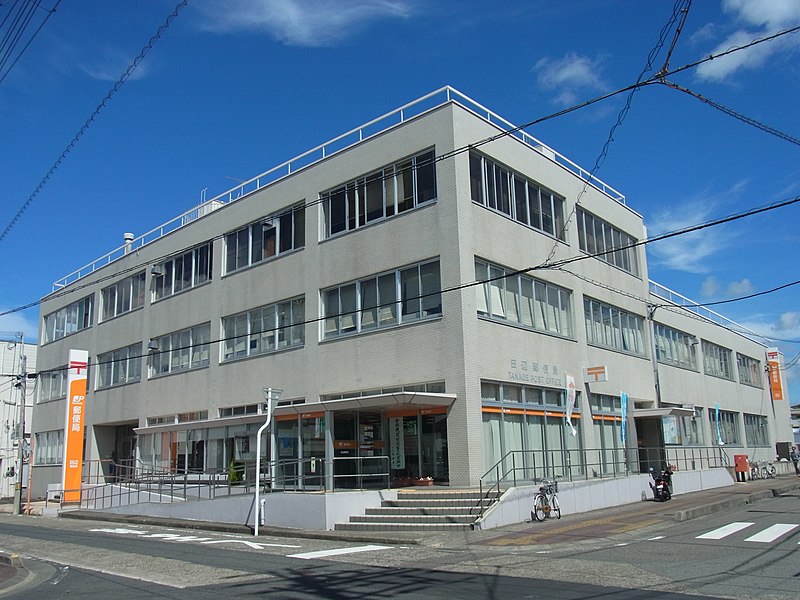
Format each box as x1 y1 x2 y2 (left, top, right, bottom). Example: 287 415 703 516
743 524 800 543
696 522 753 540
288 545 391 560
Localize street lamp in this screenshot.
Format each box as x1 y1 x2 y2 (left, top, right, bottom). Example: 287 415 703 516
255 387 282 536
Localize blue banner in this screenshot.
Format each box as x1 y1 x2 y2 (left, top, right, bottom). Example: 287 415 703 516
620 392 628 445
715 402 723 445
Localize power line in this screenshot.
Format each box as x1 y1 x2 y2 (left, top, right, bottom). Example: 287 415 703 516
0 0 61 87
3 22 798 321
29 192 800 379
0 0 188 246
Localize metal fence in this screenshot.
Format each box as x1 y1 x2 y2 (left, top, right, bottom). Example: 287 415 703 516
50 455 391 510
477 445 729 517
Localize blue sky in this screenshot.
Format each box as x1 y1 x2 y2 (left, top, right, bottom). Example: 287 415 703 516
0 0 798 399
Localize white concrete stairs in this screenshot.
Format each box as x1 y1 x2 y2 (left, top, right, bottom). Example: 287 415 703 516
335 489 497 532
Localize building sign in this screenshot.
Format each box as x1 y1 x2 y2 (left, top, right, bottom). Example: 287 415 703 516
584 365 608 383
389 417 405 469
766 347 784 401
62 349 88 503
508 359 563 387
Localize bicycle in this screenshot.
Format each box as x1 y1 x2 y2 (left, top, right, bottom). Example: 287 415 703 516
532 478 561 522
749 460 761 480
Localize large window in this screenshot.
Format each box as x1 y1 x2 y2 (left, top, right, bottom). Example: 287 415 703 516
149 323 211 377
322 260 441 339
737 353 762 387
222 297 305 361
322 149 436 238
224 205 305 274
743 413 768 446
653 323 697 370
96 343 142 389
469 152 565 240
576 208 639 275
38 367 67 403
583 298 645 355
101 271 146 321
482 381 582 480
42 295 94 343
475 259 573 337
34 429 64 466
153 242 213 301
590 394 627 475
661 405 705 446
702 340 734 380
709 408 740 445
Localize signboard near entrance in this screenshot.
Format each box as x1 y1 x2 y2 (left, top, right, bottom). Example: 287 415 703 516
584 365 608 383
389 417 405 469
63 349 88 503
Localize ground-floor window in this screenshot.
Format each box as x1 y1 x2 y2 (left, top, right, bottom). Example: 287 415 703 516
34 429 64 466
590 394 625 476
743 413 769 447
482 380 583 481
662 405 706 446
709 408 741 445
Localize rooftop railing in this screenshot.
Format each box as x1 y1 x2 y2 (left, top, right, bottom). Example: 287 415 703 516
649 280 772 347
51 86 625 291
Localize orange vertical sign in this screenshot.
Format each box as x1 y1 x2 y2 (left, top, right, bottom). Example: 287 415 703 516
62 350 88 503
766 348 784 401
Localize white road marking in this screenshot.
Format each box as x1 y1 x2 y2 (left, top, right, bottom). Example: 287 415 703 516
743 524 799 543
696 522 754 540
648 536 665 540
288 545 391 560
202 540 301 549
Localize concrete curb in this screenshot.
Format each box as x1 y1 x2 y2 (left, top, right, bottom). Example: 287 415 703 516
673 481 799 522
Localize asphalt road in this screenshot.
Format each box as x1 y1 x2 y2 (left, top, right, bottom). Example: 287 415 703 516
1 479 798 599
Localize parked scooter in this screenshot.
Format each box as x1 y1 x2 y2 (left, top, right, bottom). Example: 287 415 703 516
649 466 673 502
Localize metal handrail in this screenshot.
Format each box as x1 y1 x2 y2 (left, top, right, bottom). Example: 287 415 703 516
51 86 626 291
474 445 729 520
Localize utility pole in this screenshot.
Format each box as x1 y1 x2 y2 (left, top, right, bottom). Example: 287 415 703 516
12 338 26 515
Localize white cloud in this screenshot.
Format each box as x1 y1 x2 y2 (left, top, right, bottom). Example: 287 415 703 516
725 278 754 297
647 201 731 274
0 310 38 344
195 0 411 47
80 53 151 82
777 311 800 332
696 0 800 82
701 276 720 298
533 53 606 107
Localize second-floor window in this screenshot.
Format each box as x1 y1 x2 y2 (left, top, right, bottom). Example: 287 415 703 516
97 343 142 389
653 323 697 370
584 298 645 356
737 353 762 387
702 340 734 380
222 297 305 360
150 323 211 376
321 259 442 339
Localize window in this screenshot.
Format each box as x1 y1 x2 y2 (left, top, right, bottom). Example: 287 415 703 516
322 150 436 238
576 208 639 276
743 414 768 446
321 381 446 402
583 298 645 355
709 408 740 445
34 430 64 466
661 405 705 446
220 404 260 417
702 341 734 380
101 272 146 321
96 343 142 389
475 259 573 337
321 260 441 339
153 242 213 300
737 353 762 387
222 297 305 361
224 205 305 274
149 323 211 377
38 367 67 403
42 295 94 343
469 151 566 241
653 324 697 370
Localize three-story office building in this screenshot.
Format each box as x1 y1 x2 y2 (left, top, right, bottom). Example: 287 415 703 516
31 87 791 499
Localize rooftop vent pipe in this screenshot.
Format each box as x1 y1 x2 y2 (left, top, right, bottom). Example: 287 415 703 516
123 232 134 254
